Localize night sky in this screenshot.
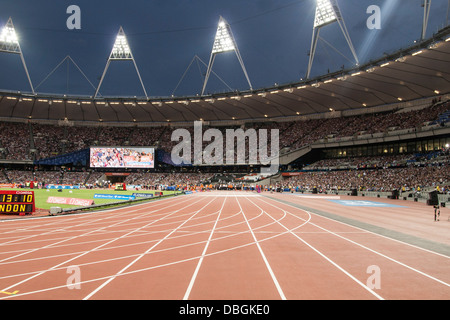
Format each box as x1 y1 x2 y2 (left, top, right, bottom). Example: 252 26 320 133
0 0 448 97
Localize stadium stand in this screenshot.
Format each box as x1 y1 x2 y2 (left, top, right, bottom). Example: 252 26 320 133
0 99 448 162
0 98 447 198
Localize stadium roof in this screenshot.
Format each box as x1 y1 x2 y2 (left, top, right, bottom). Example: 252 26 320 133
1 26 449 126
0 2 449 126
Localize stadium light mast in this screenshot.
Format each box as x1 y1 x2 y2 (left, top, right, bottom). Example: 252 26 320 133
201 16 252 96
94 26 148 99
306 0 359 79
0 17 35 94
421 0 432 41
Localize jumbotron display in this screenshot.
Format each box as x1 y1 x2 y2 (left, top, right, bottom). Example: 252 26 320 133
90 147 155 169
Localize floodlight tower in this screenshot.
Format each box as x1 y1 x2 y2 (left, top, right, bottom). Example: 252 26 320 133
306 0 359 79
94 26 148 99
0 17 35 94
201 16 252 96
421 0 432 41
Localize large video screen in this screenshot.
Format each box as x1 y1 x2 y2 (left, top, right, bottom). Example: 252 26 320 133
90 147 155 169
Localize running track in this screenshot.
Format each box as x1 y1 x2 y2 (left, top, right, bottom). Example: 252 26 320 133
0 191 449 300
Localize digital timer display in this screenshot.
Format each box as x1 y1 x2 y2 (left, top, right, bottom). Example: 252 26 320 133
0 191 35 215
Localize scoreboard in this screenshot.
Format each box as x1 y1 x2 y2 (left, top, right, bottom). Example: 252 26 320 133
0 191 35 215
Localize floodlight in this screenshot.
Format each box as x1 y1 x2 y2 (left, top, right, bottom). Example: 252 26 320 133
0 26 17 42
314 0 337 28
0 19 20 53
94 26 148 99
0 25 19 48
201 16 252 95
111 31 132 60
306 0 359 79
421 0 431 40
0 17 35 94
212 18 236 54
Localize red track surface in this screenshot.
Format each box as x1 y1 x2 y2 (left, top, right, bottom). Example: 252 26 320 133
0 191 449 300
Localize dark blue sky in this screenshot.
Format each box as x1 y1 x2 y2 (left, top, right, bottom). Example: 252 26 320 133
0 0 448 97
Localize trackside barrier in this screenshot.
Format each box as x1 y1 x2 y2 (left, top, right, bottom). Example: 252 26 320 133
259 187 448 204
52 191 184 216
308 189 449 206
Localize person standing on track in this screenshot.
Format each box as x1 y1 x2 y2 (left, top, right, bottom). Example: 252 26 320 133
434 205 440 221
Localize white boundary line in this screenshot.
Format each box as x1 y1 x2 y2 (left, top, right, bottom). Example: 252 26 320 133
246 196 384 300
0 194 197 261
0 196 210 249
260 196 450 290
0 199 286 284
235 195 287 300
7 195 418 300
0 191 186 234
0 204 234 261
183 197 227 300
265 195 450 260
0 203 312 300
82 196 219 300
0 195 207 293
0 195 196 245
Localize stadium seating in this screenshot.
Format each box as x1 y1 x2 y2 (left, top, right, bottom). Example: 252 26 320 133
0 100 448 193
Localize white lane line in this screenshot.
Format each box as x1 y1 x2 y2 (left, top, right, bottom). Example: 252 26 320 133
0 213 132 263
0 194 195 255
0 200 277 283
0 210 308 300
0 195 207 293
0 196 210 251
247 196 384 300
0 194 196 260
0 192 184 233
83 196 219 300
0 196 253 270
261 196 450 288
236 195 287 300
0 195 187 246
183 197 227 300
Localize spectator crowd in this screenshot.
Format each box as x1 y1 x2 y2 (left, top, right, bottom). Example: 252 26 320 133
0 100 447 161
0 99 447 193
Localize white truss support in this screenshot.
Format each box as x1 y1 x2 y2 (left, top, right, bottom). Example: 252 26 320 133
94 26 148 99
0 17 35 94
172 55 233 96
306 27 320 82
447 0 450 26
201 16 252 96
422 0 432 41
35 55 97 93
202 52 216 96
306 0 359 80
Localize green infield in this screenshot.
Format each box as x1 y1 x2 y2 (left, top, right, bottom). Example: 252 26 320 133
0 188 177 211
